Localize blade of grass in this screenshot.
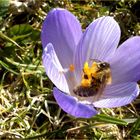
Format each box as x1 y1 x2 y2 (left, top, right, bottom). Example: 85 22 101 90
91 114 128 125
0 31 24 51
129 117 140 135
0 60 19 75
5 57 44 71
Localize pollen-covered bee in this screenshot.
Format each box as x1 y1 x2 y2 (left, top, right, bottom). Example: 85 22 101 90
73 60 112 100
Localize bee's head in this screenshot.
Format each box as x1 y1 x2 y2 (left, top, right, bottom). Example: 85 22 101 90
97 62 110 70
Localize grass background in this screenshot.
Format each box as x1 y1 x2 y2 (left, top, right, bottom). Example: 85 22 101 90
0 0 140 139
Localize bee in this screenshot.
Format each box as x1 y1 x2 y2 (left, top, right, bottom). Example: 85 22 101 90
73 60 112 101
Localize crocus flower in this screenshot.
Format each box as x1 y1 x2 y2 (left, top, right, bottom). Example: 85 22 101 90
41 8 140 118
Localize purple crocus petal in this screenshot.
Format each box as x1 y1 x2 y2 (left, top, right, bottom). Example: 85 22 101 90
42 43 69 93
53 87 98 118
41 8 82 68
109 36 140 84
94 82 139 108
74 16 120 81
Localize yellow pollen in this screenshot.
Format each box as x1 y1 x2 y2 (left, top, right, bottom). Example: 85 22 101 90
81 78 91 87
69 64 75 72
81 61 98 87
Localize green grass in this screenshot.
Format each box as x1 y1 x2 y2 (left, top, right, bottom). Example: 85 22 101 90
0 0 140 139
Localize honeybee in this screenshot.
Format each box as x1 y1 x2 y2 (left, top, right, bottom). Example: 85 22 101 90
73 60 112 101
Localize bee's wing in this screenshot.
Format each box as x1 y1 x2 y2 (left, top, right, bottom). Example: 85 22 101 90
73 86 97 97
92 75 107 102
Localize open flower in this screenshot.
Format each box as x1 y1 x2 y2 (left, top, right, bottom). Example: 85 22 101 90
41 8 140 118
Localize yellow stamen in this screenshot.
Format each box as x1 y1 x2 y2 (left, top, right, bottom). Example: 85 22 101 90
91 62 98 77
81 78 91 87
83 62 90 75
81 61 98 87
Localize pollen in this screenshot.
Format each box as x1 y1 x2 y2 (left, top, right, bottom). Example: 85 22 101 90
81 61 98 87
83 61 98 76
81 78 91 87
69 64 75 72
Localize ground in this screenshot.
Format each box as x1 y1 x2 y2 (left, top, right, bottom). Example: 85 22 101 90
0 0 140 139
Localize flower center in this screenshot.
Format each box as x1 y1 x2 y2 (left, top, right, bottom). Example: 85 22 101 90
73 60 112 98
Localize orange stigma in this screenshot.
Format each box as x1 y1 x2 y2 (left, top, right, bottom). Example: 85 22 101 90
69 64 75 72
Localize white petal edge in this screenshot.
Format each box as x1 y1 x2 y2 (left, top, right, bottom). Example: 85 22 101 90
42 43 69 93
